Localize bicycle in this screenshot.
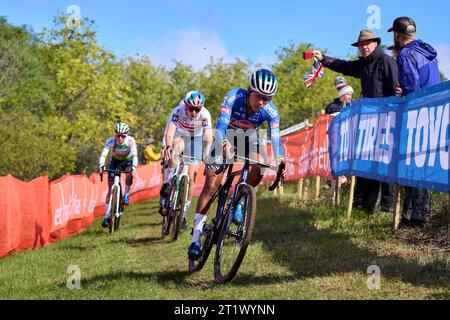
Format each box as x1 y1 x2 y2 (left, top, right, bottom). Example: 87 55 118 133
161 154 198 241
188 154 285 284
100 168 131 234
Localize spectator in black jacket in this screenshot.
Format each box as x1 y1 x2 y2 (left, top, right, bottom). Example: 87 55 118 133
312 29 399 214
323 76 354 189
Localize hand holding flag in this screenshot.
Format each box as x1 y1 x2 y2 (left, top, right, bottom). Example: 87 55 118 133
304 57 324 89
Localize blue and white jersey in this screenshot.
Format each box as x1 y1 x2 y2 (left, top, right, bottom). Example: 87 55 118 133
216 88 284 159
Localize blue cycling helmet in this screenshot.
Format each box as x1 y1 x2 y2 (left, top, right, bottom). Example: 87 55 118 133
184 91 206 108
249 69 278 96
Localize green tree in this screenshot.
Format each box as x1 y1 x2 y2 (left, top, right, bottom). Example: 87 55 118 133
123 56 181 149
197 57 249 118
36 15 134 174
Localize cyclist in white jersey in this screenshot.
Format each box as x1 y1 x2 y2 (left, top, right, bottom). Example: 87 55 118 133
99 122 138 228
160 91 213 230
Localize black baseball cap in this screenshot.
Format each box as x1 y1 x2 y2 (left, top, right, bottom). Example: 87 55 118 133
388 17 416 34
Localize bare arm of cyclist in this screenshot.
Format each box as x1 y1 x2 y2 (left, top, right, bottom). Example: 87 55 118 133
164 123 177 161
99 138 113 173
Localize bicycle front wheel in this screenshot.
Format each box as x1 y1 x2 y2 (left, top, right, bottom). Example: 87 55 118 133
214 184 256 283
161 179 176 238
171 176 188 241
109 188 119 235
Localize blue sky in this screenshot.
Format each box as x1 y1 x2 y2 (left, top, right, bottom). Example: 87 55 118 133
1 0 450 76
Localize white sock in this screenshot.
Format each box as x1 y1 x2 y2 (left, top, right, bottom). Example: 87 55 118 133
167 168 176 181
105 203 110 218
192 213 207 243
183 200 191 219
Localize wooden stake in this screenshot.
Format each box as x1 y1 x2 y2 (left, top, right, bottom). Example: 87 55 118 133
297 179 303 201
335 177 342 206
315 176 321 200
279 184 284 196
448 193 450 242
393 185 402 230
347 176 356 219
303 178 309 201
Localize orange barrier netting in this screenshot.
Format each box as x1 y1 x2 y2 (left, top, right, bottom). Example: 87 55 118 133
0 115 333 258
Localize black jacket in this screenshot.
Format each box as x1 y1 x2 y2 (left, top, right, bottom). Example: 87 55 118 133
324 98 349 115
321 46 398 98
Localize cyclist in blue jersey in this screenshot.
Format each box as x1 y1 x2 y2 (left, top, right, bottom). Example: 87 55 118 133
188 69 286 259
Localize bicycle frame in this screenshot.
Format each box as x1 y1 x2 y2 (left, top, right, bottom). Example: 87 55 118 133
108 172 123 219
204 154 283 233
205 159 252 233
169 158 190 214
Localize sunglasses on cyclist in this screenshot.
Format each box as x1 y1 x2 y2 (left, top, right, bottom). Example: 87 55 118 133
187 105 202 113
252 92 272 103
115 134 127 139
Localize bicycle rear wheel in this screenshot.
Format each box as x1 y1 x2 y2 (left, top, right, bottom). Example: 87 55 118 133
171 176 188 241
214 184 256 283
188 219 214 273
189 190 231 273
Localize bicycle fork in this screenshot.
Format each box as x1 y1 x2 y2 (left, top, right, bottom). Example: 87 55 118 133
171 163 190 214
108 175 123 219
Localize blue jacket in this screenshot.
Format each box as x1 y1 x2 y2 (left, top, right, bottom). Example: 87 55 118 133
397 40 441 95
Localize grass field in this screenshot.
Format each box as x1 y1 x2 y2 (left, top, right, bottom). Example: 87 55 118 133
0 184 448 300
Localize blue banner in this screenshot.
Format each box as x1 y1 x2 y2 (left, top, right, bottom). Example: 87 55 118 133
329 81 450 193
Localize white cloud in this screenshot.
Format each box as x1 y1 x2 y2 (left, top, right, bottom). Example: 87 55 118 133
253 53 277 69
435 44 450 80
132 28 243 70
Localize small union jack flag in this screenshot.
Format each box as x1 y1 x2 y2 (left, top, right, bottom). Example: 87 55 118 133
304 59 324 89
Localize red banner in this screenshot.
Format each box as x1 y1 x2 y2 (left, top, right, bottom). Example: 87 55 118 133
264 114 334 182
0 175 50 258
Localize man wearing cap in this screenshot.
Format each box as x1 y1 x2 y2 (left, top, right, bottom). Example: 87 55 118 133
312 29 398 214
388 17 441 228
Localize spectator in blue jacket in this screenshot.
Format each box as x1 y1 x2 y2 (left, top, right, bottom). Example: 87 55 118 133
388 16 441 228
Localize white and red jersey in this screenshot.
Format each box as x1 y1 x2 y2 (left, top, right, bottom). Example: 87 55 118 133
166 101 212 138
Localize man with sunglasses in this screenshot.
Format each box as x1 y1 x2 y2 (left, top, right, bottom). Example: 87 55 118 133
188 69 286 259
159 91 213 230
99 122 138 228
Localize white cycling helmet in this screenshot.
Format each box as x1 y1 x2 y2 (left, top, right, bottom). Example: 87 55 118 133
114 122 129 135
249 69 278 96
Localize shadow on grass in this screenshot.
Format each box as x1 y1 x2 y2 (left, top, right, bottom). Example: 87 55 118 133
250 197 449 290
76 269 217 290
110 236 163 247
125 222 162 229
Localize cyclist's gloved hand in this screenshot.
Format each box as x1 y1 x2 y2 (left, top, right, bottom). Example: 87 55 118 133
163 146 173 162
99 165 106 175
277 157 286 180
